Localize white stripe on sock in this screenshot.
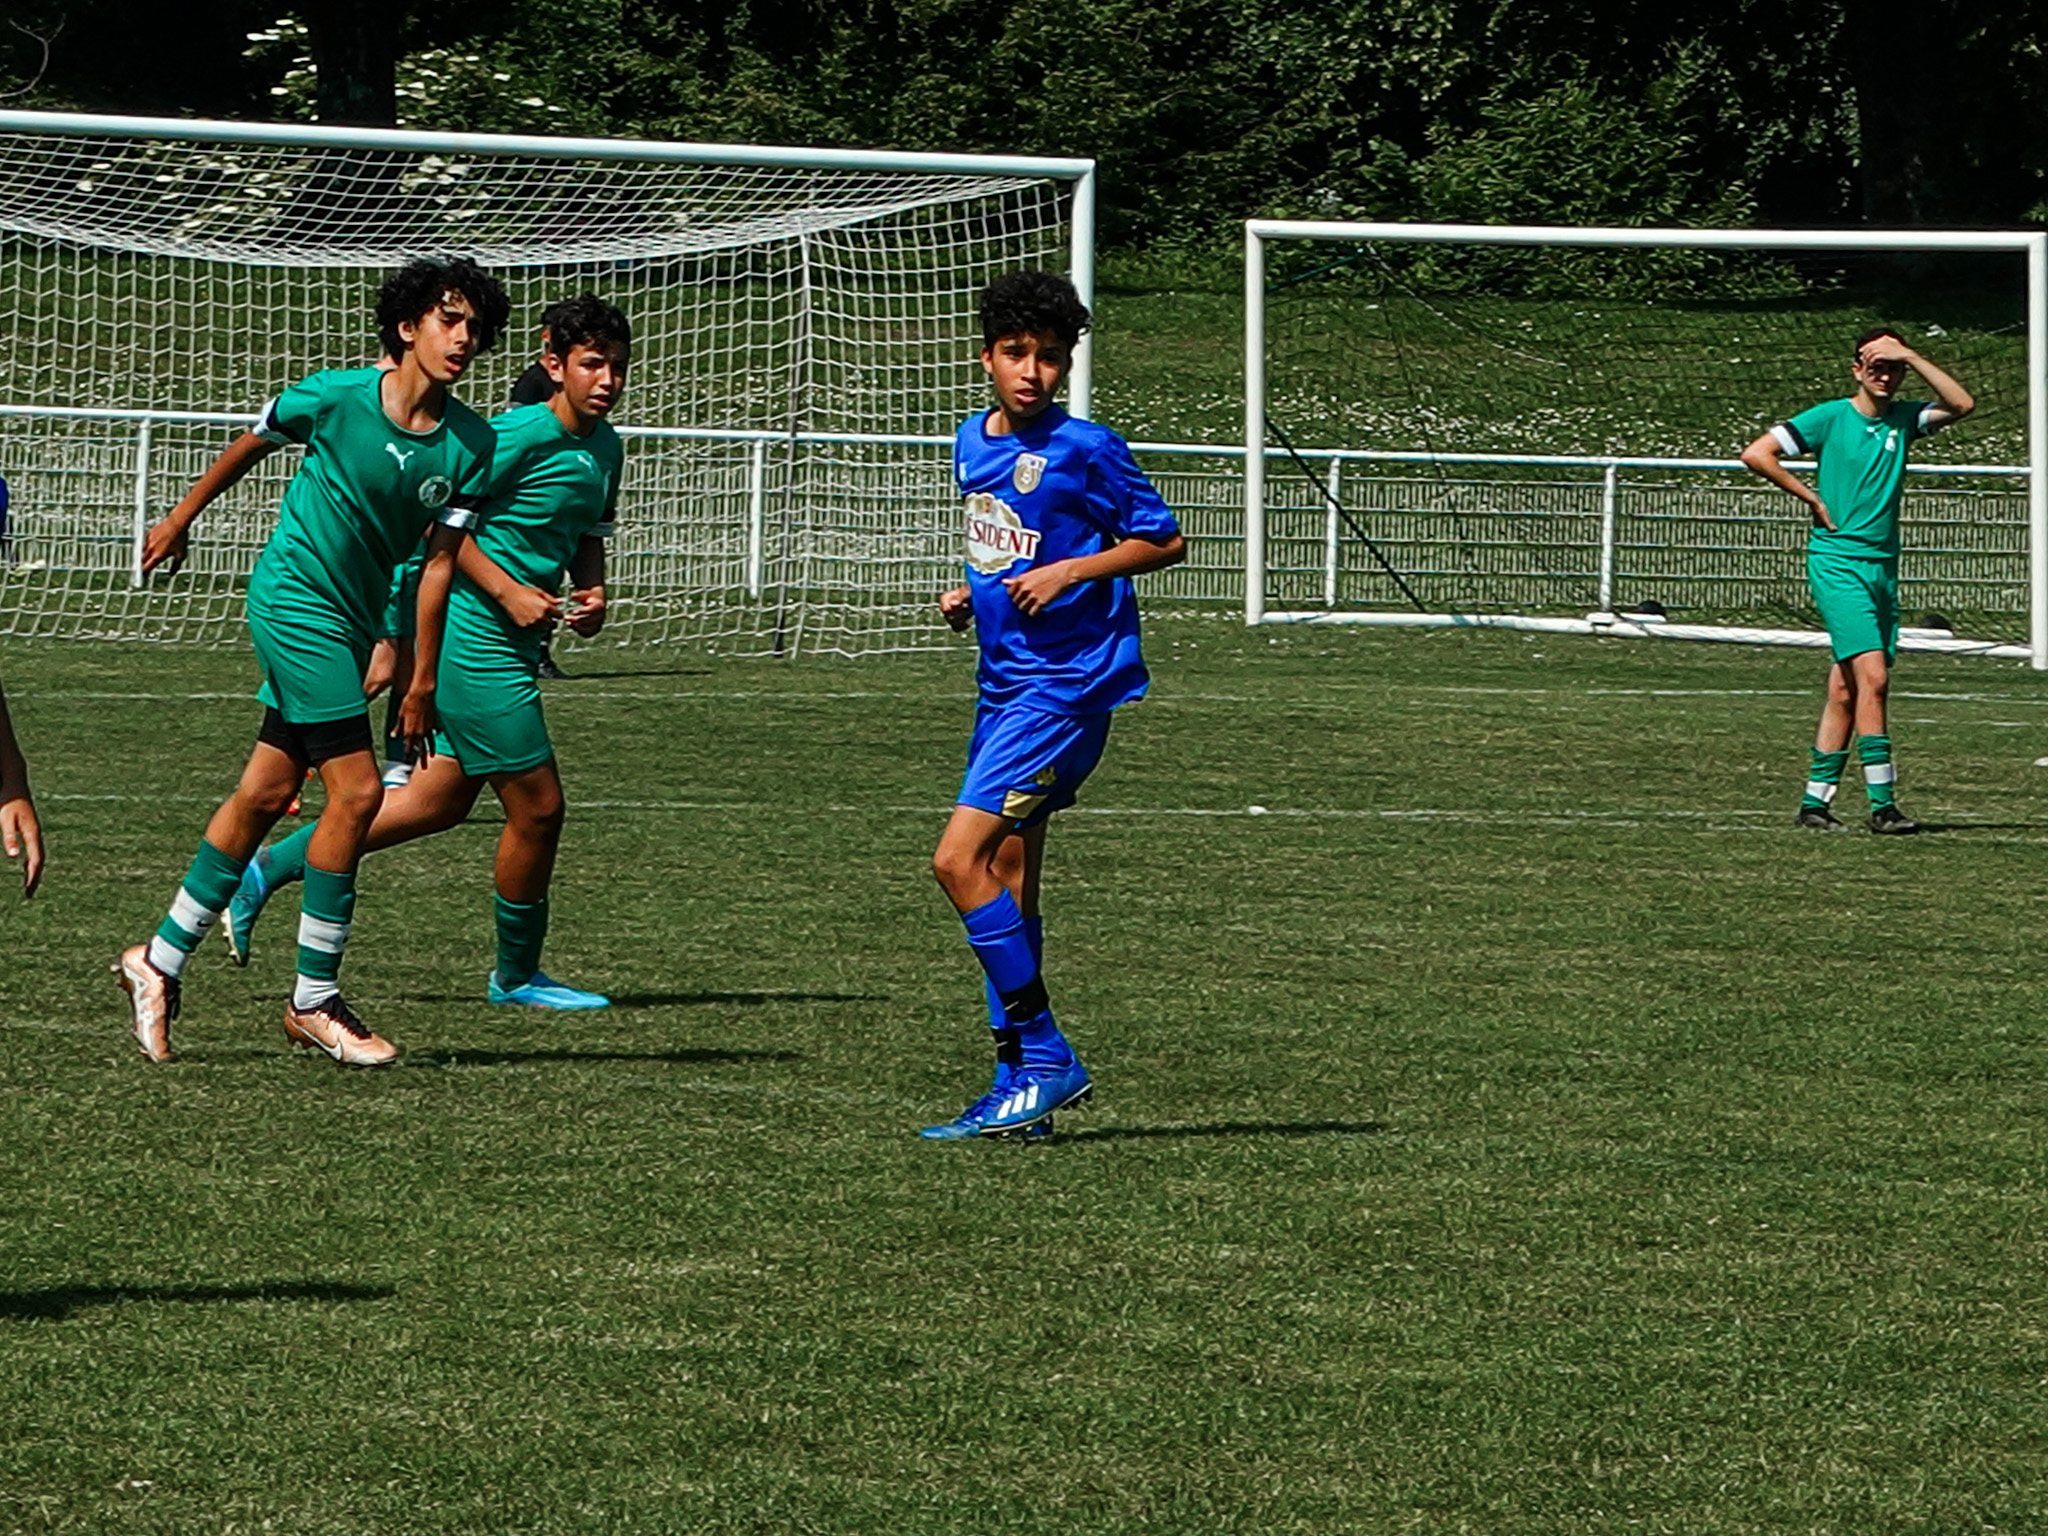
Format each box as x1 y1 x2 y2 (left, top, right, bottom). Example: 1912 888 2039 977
169 887 219 936
296 913 352 954
1863 762 1898 785
292 975 339 1010
146 935 188 977
1805 779 1839 803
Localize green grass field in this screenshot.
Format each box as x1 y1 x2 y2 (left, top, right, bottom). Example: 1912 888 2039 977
6 621 2048 1533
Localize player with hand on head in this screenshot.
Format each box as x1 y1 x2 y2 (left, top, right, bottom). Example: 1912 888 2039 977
114 256 507 1065
0 676 44 896
224 295 629 1011
922 270 1185 1141
1741 328 1973 835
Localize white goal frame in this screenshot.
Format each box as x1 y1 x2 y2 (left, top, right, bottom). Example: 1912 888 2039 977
1244 221 2048 669
0 110 1096 655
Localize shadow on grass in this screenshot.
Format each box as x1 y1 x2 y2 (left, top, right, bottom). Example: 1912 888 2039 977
394 991 884 1009
406 1046 802 1068
0 1279 394 1322
1906 821 2048 836
1059 1119 1387 1143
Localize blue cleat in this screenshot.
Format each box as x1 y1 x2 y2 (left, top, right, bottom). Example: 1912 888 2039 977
977 1059 1092 1137
488 971 610 1010
919 1085 1008 1141
919 1083 1058 1142
221 859 272 968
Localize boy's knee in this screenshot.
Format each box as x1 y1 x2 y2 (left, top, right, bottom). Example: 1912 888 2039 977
239 777 301 819
931 845 975 896
325 776 384 827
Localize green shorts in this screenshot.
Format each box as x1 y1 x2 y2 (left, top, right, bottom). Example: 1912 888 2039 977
1807 553 1898 662
249 611 374 726
432 610 554 776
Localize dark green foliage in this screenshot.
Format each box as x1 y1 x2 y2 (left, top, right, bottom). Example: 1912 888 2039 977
6 2 2047 254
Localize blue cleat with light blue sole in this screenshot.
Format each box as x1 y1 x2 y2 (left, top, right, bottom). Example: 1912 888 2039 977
488 971 610 1010
221 860 272 968
920 1074 1059 1141
977 1059 1091 1137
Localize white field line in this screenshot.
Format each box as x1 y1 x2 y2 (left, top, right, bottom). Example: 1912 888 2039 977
40 682 2048 706
4 793 1837 826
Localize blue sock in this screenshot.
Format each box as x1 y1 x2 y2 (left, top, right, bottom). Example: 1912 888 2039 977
981 914 1044 1087
962 893 1070 1075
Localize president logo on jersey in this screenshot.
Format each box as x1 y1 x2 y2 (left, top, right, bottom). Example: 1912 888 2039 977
965 492 1041 574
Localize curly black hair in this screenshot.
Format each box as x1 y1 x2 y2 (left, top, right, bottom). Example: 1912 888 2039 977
540 293 633 359
979 270 1091 350
376 257 511 361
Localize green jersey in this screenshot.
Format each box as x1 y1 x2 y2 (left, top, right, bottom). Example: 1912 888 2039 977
1774 397 1939 561
450 402 622 659
247 368 495 641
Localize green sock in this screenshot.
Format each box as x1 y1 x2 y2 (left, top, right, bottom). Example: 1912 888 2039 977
148 838 249 976
254 823 316 892
1858 735 1897 810
494 894 548 990
294 864 357 1009
1802 748 1849 811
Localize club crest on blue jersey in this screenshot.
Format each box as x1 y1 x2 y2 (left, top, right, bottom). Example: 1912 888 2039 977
965 491 1041 573
1012 452 1047 494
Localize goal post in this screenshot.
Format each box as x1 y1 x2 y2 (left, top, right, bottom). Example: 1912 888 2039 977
0 109 1096 655
1244 221 2048 669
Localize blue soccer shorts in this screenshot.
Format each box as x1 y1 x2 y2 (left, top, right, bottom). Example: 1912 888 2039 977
956 702 1113 830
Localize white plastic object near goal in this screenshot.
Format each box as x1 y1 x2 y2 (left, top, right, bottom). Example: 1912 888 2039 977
0 110 1095 655
1244 221 2048 668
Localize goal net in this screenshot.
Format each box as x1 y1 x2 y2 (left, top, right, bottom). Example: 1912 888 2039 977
1245 222 2048 665
0 111 1094 655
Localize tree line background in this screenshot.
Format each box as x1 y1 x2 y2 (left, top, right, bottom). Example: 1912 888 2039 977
3 0 2044 257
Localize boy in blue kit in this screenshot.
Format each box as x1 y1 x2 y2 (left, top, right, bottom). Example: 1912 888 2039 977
1740 328 1974 834
922 271 1185 1141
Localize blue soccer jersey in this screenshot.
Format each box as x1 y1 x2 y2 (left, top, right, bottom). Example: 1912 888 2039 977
954 404 1179 715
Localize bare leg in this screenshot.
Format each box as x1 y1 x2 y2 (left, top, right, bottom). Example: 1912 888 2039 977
303 749 385 874
1849 649 1890 739
202 741 310 862
489 761 565 903
1813 659 1855 754
360 752 483 852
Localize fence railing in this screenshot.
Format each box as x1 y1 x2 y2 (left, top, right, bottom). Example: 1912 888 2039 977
0 404 2030 652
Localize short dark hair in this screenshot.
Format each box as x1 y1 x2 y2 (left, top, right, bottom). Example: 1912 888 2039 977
1854 326 1905 362
376 257 510 361
540 294 633 359
979 270 1091 350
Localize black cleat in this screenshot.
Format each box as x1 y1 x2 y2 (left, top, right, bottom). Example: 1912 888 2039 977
1870 804 1920 836
1795 805 1846 832
536 651 567 680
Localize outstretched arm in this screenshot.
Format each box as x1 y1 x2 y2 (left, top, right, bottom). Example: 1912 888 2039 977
0 680 43 896
1739 432 1835 532
1002 531 1187 617
143 432 279 575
